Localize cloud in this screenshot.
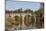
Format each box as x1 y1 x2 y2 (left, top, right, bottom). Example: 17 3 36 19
6 0 16 1
6 0 23 1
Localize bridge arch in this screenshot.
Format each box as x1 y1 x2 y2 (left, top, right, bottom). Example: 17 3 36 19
24 14 36 26
14 16 20 26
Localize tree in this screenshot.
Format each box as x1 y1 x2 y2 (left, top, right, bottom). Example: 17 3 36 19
35 8 44 28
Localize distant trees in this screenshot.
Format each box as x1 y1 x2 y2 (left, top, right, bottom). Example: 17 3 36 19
35 8 44 16
5 8 33 13
24 9 33 13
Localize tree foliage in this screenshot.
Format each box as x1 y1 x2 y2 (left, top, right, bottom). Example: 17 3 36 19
35 8 44 16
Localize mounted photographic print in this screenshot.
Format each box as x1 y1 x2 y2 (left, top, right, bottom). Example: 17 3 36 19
5 0 44 31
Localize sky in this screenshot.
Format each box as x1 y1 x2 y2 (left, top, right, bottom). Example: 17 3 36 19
6 0 41 11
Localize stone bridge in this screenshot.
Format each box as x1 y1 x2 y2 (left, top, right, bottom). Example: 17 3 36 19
5 13 37 29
